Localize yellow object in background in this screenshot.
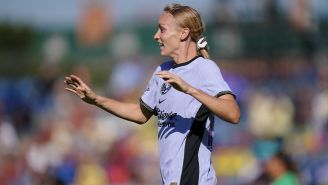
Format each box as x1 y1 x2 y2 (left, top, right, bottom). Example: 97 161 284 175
213 147 256 177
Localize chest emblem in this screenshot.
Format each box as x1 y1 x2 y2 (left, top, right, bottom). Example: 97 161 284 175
160 83 172 95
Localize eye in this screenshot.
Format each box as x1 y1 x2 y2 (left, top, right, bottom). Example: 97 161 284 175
158 25 166 33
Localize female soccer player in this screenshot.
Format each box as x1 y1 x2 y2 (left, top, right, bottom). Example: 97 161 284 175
64 3 240 185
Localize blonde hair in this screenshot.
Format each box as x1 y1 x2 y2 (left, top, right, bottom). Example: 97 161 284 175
164 3 209 59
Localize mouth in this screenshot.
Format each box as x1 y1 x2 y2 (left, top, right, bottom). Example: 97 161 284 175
158 42 164 48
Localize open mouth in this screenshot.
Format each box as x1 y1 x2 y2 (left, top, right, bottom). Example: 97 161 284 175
159 42 164 48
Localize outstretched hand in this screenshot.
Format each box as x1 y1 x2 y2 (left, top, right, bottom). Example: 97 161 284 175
156 71 194 94
64 75 97 104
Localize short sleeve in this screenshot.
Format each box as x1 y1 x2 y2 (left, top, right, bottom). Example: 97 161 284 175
140 67 160 114
199 59 235 98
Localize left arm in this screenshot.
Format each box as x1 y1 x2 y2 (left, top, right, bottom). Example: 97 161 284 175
156 71 240 124
187 88 239 124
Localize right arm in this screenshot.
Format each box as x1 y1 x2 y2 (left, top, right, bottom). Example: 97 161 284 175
64 75 152 124
93 96 152 124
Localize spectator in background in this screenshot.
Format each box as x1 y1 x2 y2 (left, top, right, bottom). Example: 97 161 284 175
265 151 299 185
64 3 240 185
312 62 328 141
289 0 318 60
250 151 299 185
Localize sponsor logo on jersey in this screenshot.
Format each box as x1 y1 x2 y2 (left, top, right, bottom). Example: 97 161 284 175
155 107 177 127
159 98 166 104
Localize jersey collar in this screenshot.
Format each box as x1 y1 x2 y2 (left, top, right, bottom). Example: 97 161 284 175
172 56 200 69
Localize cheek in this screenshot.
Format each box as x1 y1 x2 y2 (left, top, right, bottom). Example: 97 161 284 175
165 35 180 48
162 31 179 42
160 33 169 41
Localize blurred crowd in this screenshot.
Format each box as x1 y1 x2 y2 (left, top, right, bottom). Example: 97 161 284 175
1 54 328 185
0 61 162 185
1 0 328 185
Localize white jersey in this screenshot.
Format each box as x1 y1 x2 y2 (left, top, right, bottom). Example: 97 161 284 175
140 56 234 185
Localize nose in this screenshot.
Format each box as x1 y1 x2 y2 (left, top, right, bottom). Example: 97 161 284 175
154 29 160 41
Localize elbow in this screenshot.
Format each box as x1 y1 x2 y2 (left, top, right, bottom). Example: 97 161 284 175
231 115 240 124
136 120 148 125
228 108 240 125
135 119 148 125
135 121 144 125
135 115 152 125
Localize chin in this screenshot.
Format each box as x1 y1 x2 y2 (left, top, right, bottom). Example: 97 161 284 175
160 51 168 56
159 49 172 57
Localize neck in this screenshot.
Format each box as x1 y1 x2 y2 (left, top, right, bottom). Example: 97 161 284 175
172 41 198 64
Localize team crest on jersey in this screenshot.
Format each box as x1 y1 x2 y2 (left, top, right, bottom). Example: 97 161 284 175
161 83 172 95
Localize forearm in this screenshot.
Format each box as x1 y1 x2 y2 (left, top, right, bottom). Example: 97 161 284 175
187 88 240 124
93 95 150 124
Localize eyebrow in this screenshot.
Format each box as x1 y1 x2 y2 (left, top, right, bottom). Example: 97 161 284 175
158 24 165 29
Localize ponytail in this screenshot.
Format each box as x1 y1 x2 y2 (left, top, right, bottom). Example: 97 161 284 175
197 37 209 59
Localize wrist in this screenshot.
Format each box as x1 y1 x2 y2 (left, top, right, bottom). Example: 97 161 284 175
86 91 98 105
92 94 100 105
186 86 198 95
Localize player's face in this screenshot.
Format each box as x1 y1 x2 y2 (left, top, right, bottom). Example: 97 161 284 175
154 12 182 57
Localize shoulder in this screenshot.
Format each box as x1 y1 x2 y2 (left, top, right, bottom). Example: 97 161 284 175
195 57 221 72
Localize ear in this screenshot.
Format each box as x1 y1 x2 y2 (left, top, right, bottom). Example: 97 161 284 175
180 28 190 41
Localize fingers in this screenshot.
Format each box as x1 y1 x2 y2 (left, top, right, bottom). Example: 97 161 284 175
64 75 84 86
64 79 80 95
64 78 77 87
65 87 77 94
156 71 191 93
64 75 90 91
64 77 76 86
156 71 172 76
64 75 84 95
70 75 84 85
156 71 175 81
65 87 85 99
165 79 175 83
67 82 78 90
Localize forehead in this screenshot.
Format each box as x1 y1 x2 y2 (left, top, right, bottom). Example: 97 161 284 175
158 12 179 27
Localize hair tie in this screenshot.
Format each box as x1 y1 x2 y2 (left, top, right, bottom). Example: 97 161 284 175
197 37 207 50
